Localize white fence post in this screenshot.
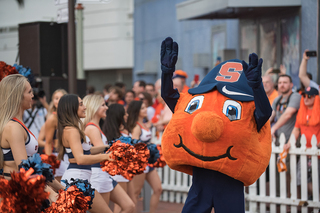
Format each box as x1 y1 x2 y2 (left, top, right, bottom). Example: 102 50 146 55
289 134 298 213
269 138 277 213
311 135 320 212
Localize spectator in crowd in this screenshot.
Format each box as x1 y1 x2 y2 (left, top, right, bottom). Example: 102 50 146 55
172 70 189 93
86 85 95 95
299 49 320 91
172 77 184 93
151 90 172 132
124 90 135 110
138 92 155 122
132 80 146 99
285 86 320 199
270 74 301 198
262 74 278 105
270 75 301 141
154 79 161 95
154 104 172 132
214 56 221 66
23 88 48 140
94 90 104 98
151 90 165 126
115 82 126 97
146 83 156 99
265 65 287 95
103 83 113 102
152 79 161 109
107 86 124 106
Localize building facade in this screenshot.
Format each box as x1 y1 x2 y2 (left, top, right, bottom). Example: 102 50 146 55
133 0 319 88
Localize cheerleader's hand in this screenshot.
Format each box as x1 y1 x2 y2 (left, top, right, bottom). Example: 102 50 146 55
106 151 115 162
160 37 178 73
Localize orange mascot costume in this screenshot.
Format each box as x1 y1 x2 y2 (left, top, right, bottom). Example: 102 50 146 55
160 37 272 213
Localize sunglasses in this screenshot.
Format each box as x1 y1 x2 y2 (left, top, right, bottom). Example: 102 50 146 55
303 94 315 99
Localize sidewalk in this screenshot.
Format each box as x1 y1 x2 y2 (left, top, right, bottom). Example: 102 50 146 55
136 200 184 213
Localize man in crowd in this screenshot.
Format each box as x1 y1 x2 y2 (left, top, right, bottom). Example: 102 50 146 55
172 77 184 93
262 74 278 105
132 80 146 99
23 89 48 139
115 82 126 97
172 70 189 93
299 49 320 91
146 83 156 98
107 86 124 106
270 75 301 141
103 83 112 102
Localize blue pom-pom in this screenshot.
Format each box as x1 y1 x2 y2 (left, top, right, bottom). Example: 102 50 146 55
147 143 160 164
109 136 142 147
117 136 131 144
62 178 95 209
18 153 54 182
13 64 34 84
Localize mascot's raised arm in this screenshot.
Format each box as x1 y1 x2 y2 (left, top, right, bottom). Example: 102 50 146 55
160 37 272 213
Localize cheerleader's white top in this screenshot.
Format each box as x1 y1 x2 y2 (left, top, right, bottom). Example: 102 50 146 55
65 136 91 170
136 122 152 143
2 118 38 161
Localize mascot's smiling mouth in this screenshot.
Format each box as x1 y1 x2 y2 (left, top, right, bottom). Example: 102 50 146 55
174 134 237 161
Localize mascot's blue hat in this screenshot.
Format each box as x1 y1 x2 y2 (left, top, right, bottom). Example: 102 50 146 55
188 59 254 102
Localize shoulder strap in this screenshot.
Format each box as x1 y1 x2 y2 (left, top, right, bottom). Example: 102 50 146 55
23 109 33 124
136 122 149 131
287 92 293 104
275 92 294 111
86 122 105 137
26 108 40 129
275 95 283 109
12 117 36 139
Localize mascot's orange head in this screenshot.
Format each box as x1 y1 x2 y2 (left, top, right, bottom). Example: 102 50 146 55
162 59 271 186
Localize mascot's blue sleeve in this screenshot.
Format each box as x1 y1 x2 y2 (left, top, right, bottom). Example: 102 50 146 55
161 71 180 113
252 82 272 132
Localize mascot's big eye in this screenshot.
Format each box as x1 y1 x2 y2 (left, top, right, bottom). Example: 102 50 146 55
185 96 204 114
222 100 241 121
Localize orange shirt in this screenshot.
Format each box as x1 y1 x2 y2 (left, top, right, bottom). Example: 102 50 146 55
182 85 189 93
151 102 164 124
268 89 278 105
295 109 320 148
117 100 125 105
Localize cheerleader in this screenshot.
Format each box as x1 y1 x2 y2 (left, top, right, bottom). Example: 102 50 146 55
102 103 134 213
57 94 114 213
83 95 134 213
127 101 162 213
0 74 63 202
44 89 68 182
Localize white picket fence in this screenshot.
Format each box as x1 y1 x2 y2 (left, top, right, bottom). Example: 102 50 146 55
151 129 320 212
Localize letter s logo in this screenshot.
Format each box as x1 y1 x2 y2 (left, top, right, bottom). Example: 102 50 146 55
215 62 243 83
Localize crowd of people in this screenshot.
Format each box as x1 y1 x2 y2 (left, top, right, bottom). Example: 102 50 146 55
0 48 319 212
263 50 320 201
